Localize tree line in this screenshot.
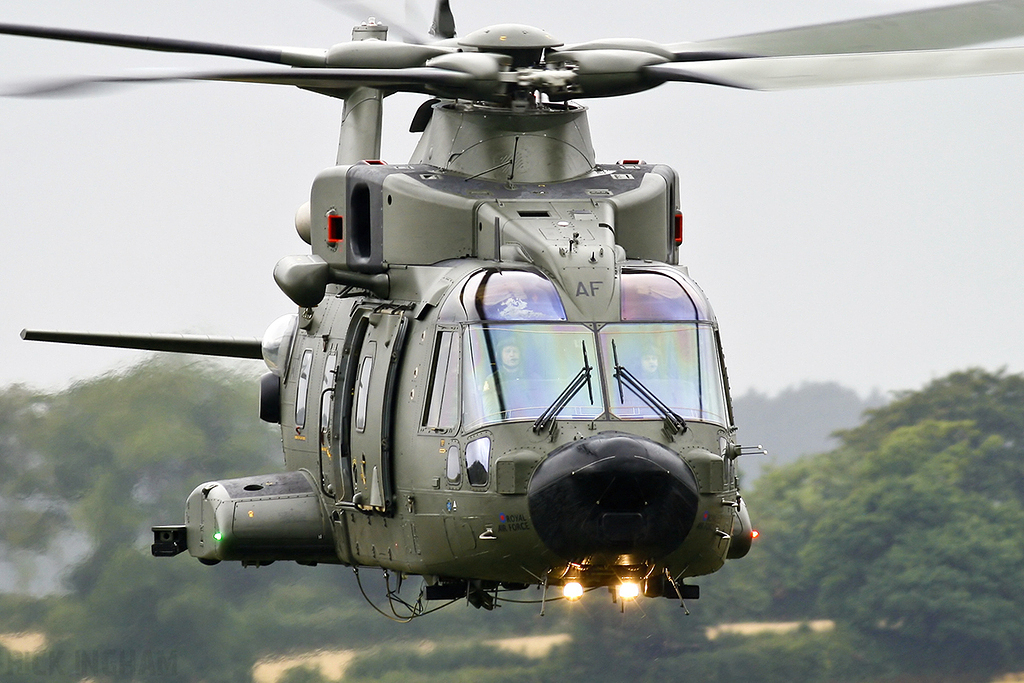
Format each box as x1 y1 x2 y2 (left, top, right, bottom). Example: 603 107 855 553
2 361 1023 682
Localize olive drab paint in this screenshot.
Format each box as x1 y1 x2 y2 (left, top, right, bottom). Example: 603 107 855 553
19 0 1021 611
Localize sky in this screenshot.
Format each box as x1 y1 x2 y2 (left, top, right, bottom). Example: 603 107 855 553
2 0 1023 399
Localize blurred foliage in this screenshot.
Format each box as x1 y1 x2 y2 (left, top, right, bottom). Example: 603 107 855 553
707 369 1024 680
2 364 1024 682
344 643 533 680
641 626 892 683
278 666 332 683
732 381 885 482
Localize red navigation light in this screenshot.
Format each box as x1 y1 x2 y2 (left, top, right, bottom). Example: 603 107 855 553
327 214 344 244
674 212 683 245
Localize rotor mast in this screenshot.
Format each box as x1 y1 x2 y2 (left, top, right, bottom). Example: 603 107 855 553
336 19 387 165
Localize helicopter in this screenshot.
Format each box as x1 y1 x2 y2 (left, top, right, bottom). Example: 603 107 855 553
6 0 1024 613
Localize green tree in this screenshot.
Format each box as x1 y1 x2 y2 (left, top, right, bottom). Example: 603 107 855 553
10 362 1024 682
742 370 1024 677
0 359 563 680
641 625 889 683
0 359 287 680
801 420 1024 671
278 665 331 683
0 385 54 558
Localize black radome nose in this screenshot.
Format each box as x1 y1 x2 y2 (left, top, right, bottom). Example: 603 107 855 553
527 432 699 562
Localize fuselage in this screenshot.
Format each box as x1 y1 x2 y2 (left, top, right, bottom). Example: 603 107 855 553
165 103 755 601
274 256 744 591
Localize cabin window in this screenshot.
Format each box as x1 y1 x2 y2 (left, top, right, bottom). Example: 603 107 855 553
465 437 491 487
319 356 339 430
599 322 729 425
354 345 375 432
294 349 314 428
439 269 566 322
462 323 601 429
320 352 338 446
620 269 707 321
445 443 461 485
423 330 460 431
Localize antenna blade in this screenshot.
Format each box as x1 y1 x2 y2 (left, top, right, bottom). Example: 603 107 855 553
0 22 326 67
670 0 1024 59
21 330 263 360
648 45 1024 91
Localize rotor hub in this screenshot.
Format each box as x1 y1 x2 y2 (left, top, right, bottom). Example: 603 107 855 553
459 23 562 68
459 23 562 51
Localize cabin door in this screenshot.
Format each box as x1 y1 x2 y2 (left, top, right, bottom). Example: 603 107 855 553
344 307 409 513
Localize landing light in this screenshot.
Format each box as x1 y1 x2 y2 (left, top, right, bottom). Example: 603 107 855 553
618 581 640 600
563 581 584 600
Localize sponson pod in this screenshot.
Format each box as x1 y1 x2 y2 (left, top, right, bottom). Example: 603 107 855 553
527 432 700 563
182 470 337 565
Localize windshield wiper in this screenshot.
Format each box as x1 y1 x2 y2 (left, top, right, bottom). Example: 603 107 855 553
611 340 687 435
533 340 594 433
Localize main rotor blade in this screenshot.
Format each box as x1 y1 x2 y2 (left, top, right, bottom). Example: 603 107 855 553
431 0 457 39
21 329 263 360
671 0 1024 59
647 45 1024 90
2 65 478 98
0 22 326 67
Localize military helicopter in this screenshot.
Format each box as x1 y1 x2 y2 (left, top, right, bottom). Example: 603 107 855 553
6 0 1024 613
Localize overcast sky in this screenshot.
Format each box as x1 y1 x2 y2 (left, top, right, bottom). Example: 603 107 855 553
2 0 1023 399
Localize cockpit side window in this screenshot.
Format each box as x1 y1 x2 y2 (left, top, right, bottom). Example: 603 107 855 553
439 269 567 322
423 330 461 431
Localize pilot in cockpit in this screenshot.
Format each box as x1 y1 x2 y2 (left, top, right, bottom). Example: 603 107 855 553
480 338 546 420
